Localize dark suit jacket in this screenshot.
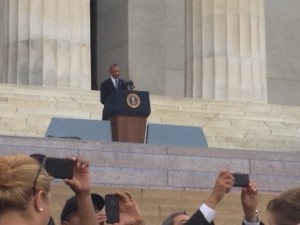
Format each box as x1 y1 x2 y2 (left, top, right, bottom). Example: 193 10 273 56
186 209 265 225
243 221 265 225
186 210 214 225
100 77 127 105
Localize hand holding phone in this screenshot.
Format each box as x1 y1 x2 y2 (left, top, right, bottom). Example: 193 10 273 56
105 194 120 224
232 173 250 187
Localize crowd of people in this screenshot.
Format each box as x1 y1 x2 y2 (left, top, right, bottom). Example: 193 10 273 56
0 154 300 225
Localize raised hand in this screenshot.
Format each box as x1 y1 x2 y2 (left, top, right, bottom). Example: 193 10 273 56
64 156 91 195
112 192 145 225
241 180 259 218
64 156 98 225
206 170 234 209
96 212 107 225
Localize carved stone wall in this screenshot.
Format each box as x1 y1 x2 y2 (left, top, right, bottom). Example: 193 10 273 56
0 0 91 89
186 0 267 103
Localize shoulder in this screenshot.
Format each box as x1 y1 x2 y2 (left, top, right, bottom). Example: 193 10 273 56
119 79 125 84
186 210 213 225
101 78 111 85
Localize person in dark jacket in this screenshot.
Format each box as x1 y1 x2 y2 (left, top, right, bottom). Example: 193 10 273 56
162 170 264 225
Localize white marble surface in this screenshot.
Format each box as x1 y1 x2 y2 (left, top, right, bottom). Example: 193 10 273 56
97 0 129 87
128 0 185 95
265 0 300 105
187 0 267 103
0 0 91 89
1 0 300 106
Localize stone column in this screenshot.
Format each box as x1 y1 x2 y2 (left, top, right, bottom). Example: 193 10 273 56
0 0 91 89
186 0 267 103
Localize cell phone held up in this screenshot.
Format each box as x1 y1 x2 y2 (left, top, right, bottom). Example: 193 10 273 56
105 194 120 224
44 157 74 179
232 173 250 187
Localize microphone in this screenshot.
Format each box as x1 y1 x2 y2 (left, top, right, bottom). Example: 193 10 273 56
125 80 135 90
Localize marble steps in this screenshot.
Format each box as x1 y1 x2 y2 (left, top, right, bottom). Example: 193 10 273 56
208 136 300 151
0 84 99 103
1 84 297 116
1 84 298 124
0 84 300 151
150 106 300 124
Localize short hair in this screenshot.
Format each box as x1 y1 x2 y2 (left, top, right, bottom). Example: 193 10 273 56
109 63 119 71
0 155 50 214
161 211 188 225
267 187 300 225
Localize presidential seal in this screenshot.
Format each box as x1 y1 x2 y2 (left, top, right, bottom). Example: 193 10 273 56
126 93 141 108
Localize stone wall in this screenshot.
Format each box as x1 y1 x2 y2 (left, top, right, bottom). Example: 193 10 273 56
265 0 300 106
2 0 300 106
0 0 91 89
97 0 267 103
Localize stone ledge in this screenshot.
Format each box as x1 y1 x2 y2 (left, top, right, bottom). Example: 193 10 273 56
0 135 299 192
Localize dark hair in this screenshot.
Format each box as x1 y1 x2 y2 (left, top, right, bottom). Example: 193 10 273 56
109 63 119 71
267 187 300 225
61 193 105 222
161 211 188 225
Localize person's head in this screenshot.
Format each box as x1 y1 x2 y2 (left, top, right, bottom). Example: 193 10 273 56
109 63 120 79
161 211 189 225
60 193 105 225
0 154 51 225
267 187 300 225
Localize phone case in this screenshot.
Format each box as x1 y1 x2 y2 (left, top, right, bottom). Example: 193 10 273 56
105 194 120 224
44 157 73 179
233 173 249 187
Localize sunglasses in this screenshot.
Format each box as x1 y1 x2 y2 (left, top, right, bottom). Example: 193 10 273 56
30 154 48 195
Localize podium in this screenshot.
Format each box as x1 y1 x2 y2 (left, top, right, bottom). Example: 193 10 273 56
103 90 151 143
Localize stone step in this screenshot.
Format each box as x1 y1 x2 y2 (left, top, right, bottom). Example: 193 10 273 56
1 84 300 151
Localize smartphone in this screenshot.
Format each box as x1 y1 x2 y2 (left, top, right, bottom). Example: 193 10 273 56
105 194 120 224
232 173 249 187
44 157 74 179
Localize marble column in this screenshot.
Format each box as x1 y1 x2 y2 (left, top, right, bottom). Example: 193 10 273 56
186 0 267 103
0 0 91 89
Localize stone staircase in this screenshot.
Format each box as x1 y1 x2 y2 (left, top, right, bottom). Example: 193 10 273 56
0 83 300 151
150 95 300 151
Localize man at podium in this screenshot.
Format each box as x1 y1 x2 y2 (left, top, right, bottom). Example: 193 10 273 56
100 64 150 142
100 63 128 105
100 63 135 120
